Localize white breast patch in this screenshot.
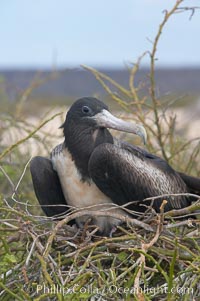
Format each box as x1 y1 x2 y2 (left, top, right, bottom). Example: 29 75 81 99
51 145 126 233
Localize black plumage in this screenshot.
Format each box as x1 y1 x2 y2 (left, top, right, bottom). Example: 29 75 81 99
30 97 200 235
30 156 72 220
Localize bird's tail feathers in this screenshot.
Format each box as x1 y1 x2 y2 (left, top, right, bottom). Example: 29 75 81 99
178 172 200 195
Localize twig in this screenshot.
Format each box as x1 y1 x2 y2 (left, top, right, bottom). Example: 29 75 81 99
0 112 62 161
176 6 200 20
164 200 200 217
11 157 33 202
149 0 184 162
133 200 166 296
43 209 154 259
0 165 15 191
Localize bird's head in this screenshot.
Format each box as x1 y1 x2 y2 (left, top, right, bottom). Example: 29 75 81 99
61 97 147 144
60 97 147 179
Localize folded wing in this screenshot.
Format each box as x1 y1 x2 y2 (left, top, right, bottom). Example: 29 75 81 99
30 156 70 218
89 141 192 212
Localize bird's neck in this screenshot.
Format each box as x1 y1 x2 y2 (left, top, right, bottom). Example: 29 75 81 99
64 126 113 180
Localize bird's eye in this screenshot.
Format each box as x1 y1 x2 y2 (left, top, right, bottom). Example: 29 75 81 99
82 106 91 114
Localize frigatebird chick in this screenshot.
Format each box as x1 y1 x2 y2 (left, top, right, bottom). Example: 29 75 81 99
30 97 200 236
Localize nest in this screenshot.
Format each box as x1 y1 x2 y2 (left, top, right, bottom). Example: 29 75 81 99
1 197 200 301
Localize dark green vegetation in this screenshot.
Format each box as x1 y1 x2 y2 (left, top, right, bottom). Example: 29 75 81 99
1 1 200 300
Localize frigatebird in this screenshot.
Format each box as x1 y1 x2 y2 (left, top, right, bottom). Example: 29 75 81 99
30 97 200 235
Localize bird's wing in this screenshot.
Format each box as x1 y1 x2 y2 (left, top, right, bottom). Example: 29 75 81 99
88 141 190 212
30 156 70 218
123 143 200 196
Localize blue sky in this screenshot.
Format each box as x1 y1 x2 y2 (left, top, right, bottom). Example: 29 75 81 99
0 0 200 69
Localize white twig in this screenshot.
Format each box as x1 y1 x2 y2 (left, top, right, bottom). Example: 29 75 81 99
12 156 33 201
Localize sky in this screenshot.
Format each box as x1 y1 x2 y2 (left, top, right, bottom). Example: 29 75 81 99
0 0 200 69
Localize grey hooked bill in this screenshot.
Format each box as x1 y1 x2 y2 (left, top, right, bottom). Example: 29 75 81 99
92 109 147 144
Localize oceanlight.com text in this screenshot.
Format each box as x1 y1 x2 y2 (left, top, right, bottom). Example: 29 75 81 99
36 283 194 297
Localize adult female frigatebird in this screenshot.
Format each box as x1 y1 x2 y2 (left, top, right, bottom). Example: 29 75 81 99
30 97 200 235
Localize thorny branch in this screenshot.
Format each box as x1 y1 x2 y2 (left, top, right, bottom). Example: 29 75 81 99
176 6 200 19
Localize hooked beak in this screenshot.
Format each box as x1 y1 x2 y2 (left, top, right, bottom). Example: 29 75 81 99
92 109 147 144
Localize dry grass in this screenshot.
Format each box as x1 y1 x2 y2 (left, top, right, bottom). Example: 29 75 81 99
0 1 200 300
